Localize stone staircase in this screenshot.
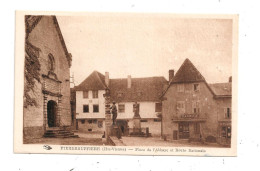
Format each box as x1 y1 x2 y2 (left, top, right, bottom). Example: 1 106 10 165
43 127 79 138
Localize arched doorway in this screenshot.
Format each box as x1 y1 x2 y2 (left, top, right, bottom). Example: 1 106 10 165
47 100 57 127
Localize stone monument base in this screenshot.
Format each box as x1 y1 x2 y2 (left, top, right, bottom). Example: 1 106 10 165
111 125 122 139
130 116 146 137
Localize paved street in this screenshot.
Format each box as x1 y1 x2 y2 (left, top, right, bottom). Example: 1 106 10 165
24 133 103 145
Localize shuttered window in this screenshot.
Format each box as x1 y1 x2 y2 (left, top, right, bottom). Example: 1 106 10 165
177 101 185 113
192 101 200 113
83 91 88 98
118 104 125 113
224 107 231 119
92 90 98 98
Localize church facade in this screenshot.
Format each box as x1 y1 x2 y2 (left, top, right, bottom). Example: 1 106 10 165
23 16 72 141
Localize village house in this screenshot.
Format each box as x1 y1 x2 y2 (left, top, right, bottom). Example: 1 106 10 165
74 71 168 136
23 16 74 140
161 59 232 145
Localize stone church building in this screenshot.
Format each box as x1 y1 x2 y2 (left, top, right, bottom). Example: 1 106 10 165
23 16 73 140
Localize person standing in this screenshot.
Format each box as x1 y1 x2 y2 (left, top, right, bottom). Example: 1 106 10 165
110 101 117 125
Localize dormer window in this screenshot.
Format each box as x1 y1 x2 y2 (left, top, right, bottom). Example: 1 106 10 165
193 83 200 92
48 53 55 72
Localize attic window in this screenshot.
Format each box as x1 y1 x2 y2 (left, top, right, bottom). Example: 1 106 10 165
83 91 88 98
193 83 200 92
92 90 98 98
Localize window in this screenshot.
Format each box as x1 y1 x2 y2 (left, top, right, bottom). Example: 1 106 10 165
83 105 89 113
177 84 184 92
155 103 162 112
81 120 85 124
83 91 88 98
93 119 97 124
133 103 140 112
93 105 99 113
141 119 148 122
92 90 98 98
192 101 200 113
48 53 55 71
154 118 161 122
224 107 231 119
177 101 185 113
118 104 125 113
88 120 92 124
221 126 231 138
98 121 103 128
227 126 231 138
193 83 200 92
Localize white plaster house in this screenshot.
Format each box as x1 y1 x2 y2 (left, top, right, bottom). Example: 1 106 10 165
74 71 168 136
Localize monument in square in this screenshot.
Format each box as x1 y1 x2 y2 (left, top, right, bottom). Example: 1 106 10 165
103 88 121 142
130 102 146 137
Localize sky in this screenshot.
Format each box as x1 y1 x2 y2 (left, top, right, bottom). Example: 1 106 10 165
57 13 233 86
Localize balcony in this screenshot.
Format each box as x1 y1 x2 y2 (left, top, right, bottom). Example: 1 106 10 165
172 113 207 122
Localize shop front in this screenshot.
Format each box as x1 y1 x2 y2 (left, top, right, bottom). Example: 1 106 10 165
218 121 231 145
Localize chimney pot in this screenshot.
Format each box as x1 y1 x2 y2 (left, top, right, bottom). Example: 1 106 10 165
229 76 232 83
169 69 174 82
105 72 109 86
127 75 131 88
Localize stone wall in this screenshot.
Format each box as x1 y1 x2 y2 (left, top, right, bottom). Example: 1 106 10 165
24 16 71 140
162 82 219 140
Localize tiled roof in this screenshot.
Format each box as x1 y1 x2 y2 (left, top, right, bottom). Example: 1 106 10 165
75 71 168 102
209 83 232 97
74 71 107 91
109 77 168 102
172 58 205 83
161 58 232 98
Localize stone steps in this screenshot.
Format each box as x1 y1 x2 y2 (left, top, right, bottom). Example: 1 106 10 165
43 128 79 138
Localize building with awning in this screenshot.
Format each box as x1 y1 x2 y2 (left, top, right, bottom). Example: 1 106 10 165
161 58 232 145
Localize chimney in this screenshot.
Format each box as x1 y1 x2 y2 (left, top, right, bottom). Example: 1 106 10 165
127 75 131 88
229 76 232 83
105 72 109 86
169 69 174 82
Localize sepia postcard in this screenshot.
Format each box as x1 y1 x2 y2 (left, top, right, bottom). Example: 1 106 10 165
14 11 238 156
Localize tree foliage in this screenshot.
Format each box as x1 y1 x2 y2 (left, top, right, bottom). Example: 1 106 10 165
24 41 41 107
